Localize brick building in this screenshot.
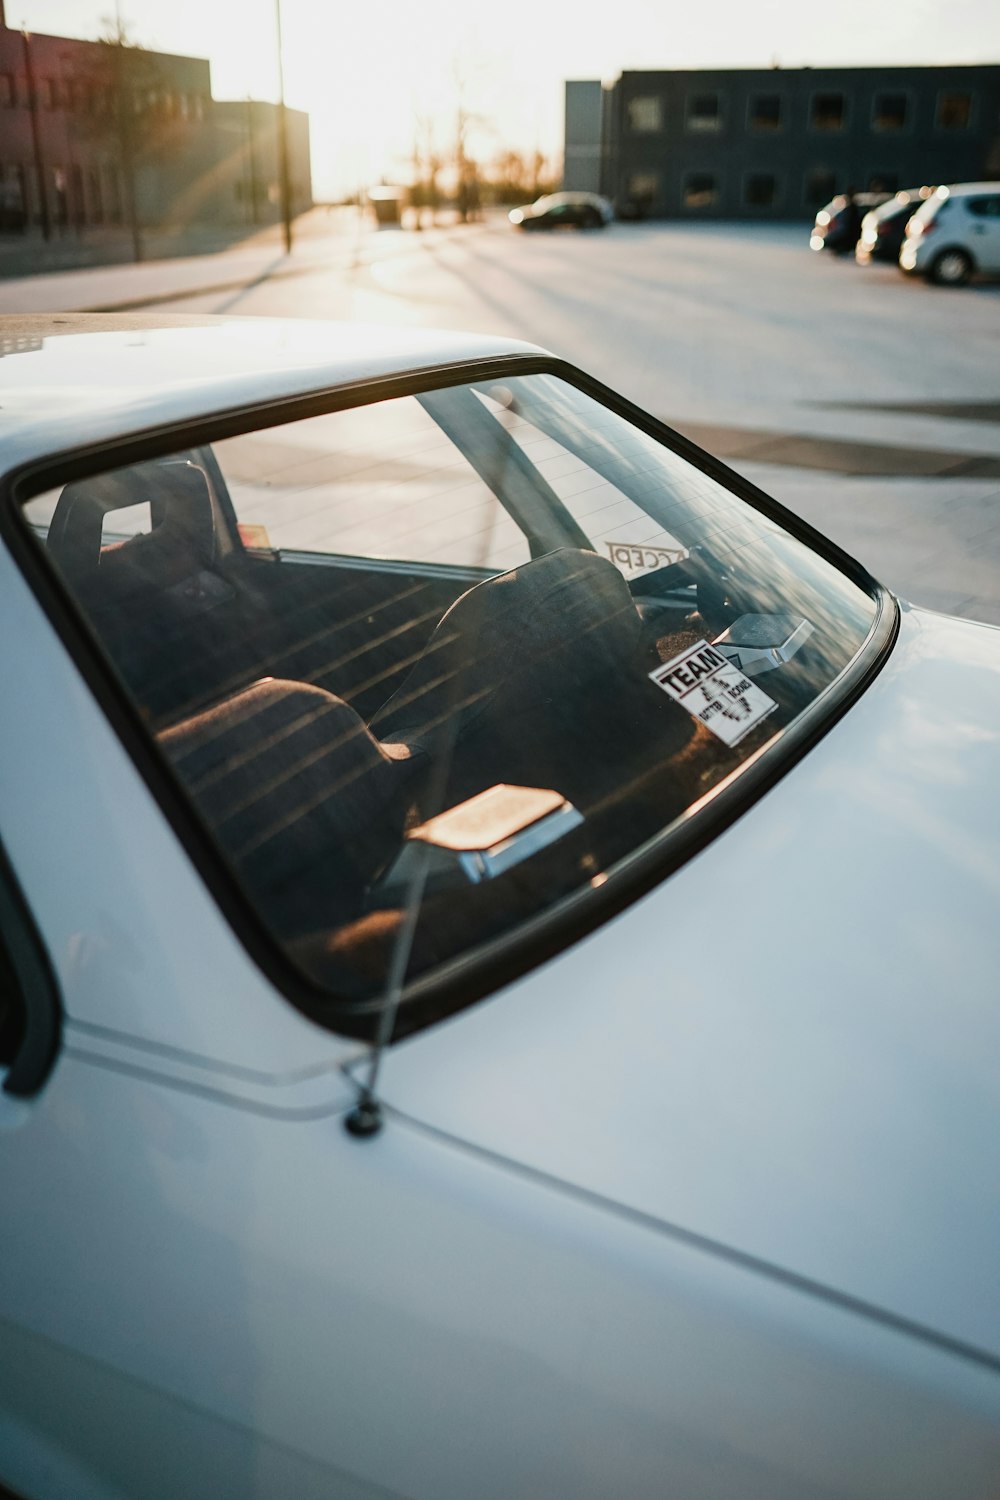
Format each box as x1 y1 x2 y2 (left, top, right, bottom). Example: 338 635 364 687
0 16 311 237
565 65 1000 219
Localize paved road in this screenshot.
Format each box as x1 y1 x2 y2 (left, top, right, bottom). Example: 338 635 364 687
4 213 1000 621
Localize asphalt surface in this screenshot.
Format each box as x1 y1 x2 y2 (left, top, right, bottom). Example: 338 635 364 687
2 211 999 622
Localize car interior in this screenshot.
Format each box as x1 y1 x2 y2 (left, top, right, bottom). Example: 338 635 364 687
27 381 870 1026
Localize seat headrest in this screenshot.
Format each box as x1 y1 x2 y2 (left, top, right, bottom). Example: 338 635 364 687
160 679 413 936
371 548 641 746
48 459 216 594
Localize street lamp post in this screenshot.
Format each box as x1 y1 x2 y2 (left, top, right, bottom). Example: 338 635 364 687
273 0 293 254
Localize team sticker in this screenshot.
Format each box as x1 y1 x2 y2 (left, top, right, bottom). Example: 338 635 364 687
649 639 778 748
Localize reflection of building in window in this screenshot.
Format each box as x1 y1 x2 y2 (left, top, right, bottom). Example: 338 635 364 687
937 92 972 129
811 93 846 130
749 94 782 130
684 173 719 208
805 168 836 207
687 94 722 132
872 92 908 131
745 174 778 207
627 96 662 133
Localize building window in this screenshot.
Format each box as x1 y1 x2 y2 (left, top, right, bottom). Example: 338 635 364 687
51 166 68 226
749 94 782 130
0 163 28 230
872 92 908 131
937 92 972 129
627 96 662 133
39 78 56 110
745 173 778 207
106 166 122 224
805 168 836 207
0 74 15 108
686 93 722 132
69 163 84 225
684 173 719 208
811 93 846 131
87 166 103 224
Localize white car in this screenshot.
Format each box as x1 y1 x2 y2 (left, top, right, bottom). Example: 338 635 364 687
899 181 1000 284
1 316 998 1499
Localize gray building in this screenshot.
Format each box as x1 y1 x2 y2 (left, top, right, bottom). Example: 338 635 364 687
565 65 1000 219
0 18 311 237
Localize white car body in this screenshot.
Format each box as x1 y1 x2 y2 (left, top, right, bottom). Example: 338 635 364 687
899 181 1000 283
0 317 998 1499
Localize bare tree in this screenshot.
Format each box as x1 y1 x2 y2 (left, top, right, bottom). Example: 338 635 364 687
78 14 174 261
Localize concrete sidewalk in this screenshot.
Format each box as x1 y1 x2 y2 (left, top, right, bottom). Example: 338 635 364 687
0 207 491 314
0 207 371 314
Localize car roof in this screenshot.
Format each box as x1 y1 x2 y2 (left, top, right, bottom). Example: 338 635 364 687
0 315 544 473
938 181 1000 196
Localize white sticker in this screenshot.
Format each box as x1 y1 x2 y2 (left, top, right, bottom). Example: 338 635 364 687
605 538 688 580
649 639 778 747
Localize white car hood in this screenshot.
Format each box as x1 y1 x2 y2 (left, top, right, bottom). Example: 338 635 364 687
375 604 1000 1364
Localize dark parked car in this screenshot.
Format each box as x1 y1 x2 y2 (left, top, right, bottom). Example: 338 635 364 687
509 192 614 230
855 189 932 265
809 192 890 254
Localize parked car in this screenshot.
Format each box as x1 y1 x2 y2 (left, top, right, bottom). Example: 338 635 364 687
509 190 614 229
900 181 1000 284
809 191 891 253
1 315 998 1500
855 188 931 264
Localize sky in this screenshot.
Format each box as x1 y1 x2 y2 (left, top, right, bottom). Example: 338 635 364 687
12 0 1000 198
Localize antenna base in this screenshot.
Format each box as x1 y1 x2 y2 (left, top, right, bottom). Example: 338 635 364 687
345 1097 383 1138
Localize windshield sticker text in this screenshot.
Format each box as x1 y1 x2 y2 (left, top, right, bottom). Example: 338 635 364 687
606 540 687 578
649 640 778 747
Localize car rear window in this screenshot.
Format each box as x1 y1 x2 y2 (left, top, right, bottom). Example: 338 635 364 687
21 372 884 1032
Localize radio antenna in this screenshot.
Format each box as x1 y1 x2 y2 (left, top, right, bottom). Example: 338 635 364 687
345 388 507 1136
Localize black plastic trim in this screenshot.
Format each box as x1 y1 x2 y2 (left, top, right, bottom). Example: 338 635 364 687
0 838 62 1096
0 347 899 1043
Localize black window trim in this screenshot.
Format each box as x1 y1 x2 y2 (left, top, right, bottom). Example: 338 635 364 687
0 837 61 1096
0 351 898 1043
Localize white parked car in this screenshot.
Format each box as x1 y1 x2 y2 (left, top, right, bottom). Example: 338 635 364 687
899 181 1000 284
0 316 998 1499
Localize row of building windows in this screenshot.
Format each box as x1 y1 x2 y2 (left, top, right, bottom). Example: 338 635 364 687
0 72 208 120
626 88 978 137
626 167 914 212
0 160 127 229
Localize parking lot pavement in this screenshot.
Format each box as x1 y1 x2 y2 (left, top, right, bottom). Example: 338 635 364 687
3 216 998 623
738 465 1000 625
